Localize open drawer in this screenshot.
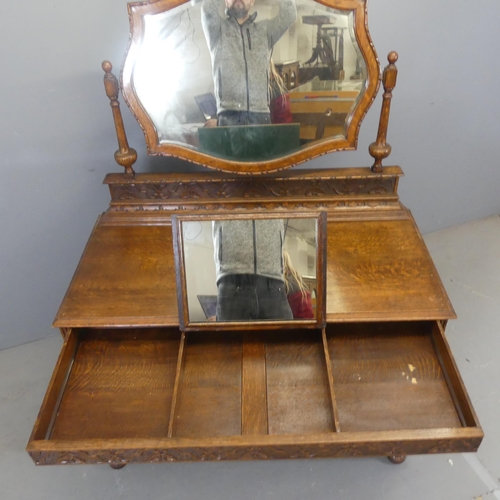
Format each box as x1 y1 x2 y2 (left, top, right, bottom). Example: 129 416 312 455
27 321 482 466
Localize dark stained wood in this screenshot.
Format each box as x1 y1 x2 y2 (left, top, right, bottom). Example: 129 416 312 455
103 168 403 216
171 219 189 332
388 453 406 464
327 322 462 432
109 462 127 469
59 327 72 340
370 52 399 173
50 329 180 440
315 213 328 326
27 427 484 465
326 218 456 321
241 337 268 435
104 167 403 186
54 224 178 328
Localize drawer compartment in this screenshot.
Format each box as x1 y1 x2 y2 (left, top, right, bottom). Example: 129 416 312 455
28 322 482 465
41 329 181 440
173 332 243 438
326 322 463 432
171 330 333 438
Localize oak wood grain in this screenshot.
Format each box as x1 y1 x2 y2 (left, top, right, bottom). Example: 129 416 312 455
241 337 268 435
28 321 484 465
321 327 341 431
326 218 456 320
54 224 178 328
173 332 243 438
27 427 484 465
29 333 79 442
102 61 137 176
265 331 333 435
168 331 187 438
50 329 180 440
326 322 462 432
370 52 399 172
431 322 481 428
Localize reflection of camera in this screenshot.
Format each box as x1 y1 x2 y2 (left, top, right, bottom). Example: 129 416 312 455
195 94 217 121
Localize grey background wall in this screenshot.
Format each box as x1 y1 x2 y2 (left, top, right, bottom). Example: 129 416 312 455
1 0 499 350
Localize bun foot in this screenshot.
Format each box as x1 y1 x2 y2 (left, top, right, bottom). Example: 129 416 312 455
109 462 127 469
388 453 406 464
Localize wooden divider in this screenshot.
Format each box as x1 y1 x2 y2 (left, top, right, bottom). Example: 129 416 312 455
168 331 187 438
242 336 269 435
321 327 341 432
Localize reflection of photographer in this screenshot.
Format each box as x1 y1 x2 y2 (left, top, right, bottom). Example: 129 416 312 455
201 0 296 126
213 219 293 320
204 59 291 127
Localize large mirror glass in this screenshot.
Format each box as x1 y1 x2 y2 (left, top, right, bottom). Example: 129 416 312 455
122 0 379 173
172 213 326 329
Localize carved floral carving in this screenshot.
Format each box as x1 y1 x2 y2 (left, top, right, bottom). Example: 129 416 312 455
108 178 396 202
29 438 480 466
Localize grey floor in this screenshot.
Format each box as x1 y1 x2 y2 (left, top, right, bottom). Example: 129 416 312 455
1 215 499 500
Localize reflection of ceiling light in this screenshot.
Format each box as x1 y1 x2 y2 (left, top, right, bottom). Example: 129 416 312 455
135 38 183 105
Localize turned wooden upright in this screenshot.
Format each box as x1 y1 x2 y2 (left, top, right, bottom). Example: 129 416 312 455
102 61 137 177
370 52 399 173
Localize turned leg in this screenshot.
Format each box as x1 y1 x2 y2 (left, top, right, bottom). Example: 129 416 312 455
388 453 406 464
109 462 127 470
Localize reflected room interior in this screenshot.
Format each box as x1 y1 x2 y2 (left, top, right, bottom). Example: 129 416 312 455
131 0 366 161
181 218 317 323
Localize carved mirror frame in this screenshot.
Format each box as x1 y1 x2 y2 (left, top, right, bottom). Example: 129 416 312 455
120 0 380 174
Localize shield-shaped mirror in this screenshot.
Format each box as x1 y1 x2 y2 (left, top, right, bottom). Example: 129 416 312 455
122 0 380 173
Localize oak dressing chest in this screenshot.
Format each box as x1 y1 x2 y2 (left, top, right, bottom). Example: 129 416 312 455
27 0 482 467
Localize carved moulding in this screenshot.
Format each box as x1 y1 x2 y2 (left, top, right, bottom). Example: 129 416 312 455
103 167 404 217
107 178 397 201
28 433 482 466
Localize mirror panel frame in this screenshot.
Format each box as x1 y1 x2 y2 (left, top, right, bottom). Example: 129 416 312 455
172 211 327 331
122 0 380 174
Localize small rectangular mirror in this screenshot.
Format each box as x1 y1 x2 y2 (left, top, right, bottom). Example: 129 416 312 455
172 212 326 330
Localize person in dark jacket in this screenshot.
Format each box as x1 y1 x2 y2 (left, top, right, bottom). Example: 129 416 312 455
201 0 296 126
212 219 293 321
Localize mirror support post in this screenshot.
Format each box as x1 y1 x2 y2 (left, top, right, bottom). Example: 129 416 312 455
102 61 137 177
369 52 398 173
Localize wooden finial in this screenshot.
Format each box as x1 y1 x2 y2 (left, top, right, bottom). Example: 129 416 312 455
102 60 137 177
369 52 398 173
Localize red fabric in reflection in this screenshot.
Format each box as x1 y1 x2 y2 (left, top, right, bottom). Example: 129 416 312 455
287 290 314 319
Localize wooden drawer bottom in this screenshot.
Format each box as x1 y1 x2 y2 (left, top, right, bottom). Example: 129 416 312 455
27 322 482 466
